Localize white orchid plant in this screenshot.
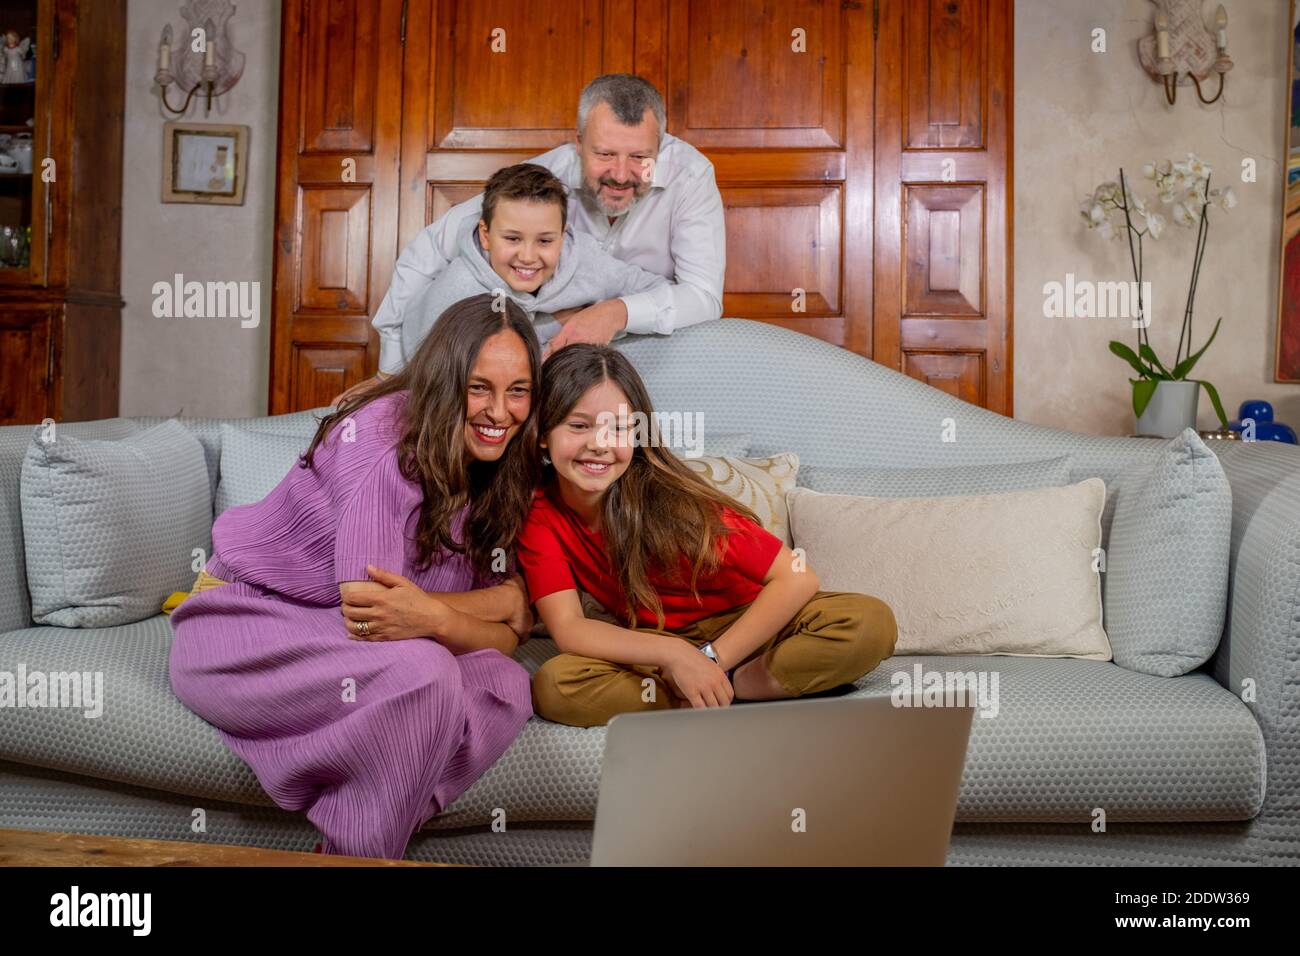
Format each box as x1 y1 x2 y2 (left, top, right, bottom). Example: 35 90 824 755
1080 153 1236 428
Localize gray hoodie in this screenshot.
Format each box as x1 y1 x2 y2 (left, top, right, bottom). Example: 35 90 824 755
400 214 672 364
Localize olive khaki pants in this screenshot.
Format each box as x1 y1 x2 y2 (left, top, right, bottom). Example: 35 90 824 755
532 591 897 728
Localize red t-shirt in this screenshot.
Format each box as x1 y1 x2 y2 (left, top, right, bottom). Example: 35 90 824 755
516 483 784 630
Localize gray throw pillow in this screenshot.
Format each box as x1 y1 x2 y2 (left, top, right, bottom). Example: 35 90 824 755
798 456 1072 497
214 426 312 515
1103 428 1231 676
20 419 212 627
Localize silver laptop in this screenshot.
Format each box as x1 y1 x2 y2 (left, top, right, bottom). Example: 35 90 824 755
589 695 973 866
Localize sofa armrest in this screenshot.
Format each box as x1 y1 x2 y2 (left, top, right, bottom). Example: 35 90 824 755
1209 441 1300 844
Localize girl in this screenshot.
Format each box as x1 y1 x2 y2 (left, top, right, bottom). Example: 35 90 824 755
169 294 539 859
517 344 898 728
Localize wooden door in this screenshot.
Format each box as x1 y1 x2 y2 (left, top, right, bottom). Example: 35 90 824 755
874 0 1013 414
269 0 406 413
398 0 875 353
270 0 1012 415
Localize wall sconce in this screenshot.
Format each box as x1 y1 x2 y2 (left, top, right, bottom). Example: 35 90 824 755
153 0 245 116
1138 0 1233 105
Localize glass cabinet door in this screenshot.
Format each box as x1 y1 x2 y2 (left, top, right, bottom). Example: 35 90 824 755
0 0 43 286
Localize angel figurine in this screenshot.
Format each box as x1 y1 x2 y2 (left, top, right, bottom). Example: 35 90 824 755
1 30 31 85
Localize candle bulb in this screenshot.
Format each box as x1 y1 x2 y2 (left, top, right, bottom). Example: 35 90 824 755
203 19 216 68
157 25 171 73
1156 11 1170 60
1215 4 1228 52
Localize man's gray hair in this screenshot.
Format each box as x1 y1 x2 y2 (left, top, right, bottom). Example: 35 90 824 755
577 74 666 146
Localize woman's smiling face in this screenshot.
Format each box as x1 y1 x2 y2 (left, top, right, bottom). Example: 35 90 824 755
542 378 636 496
463 329 533 462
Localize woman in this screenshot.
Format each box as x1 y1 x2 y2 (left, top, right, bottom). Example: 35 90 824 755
169 294 540 859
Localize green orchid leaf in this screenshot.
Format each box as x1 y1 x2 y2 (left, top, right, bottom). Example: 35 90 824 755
1171 316 1224 380
1138 344 1173 378
1132 378 1159 418
1110 341 1150 377
1190 378 1230 430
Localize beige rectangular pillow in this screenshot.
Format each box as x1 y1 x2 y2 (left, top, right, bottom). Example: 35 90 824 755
786 479 1111 659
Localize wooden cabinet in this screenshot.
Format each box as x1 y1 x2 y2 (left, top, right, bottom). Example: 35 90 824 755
270 0 1012 415
0 0 125 424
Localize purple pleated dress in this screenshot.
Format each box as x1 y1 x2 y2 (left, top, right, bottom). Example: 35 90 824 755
168 390 533 859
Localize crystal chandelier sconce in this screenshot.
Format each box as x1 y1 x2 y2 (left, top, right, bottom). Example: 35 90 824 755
154 0 245 116
1137 0 1233 106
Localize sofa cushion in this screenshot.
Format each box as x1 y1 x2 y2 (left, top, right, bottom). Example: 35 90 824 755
0 622 1264 826
681 453 799 545
434 644 1265 828
127 408 330 504
20 421 212 628
214 426 311 516
1104 429 1232 677
798 456 1072 497
787 479 1111 659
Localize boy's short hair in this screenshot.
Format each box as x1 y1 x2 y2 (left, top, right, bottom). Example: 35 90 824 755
481 163 569 232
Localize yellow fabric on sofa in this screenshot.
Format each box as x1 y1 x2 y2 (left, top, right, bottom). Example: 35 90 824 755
161 569 228 615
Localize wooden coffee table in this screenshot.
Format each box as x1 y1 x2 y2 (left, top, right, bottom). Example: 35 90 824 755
0 827 453 866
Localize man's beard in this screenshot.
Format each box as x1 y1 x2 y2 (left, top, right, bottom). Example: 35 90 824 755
582 178 647 218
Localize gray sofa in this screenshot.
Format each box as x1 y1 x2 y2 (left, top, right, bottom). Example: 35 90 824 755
0 321 1294 865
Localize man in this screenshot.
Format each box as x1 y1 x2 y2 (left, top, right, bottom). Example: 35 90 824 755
332 73 725 405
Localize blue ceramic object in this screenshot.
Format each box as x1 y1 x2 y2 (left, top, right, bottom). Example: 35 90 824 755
1228 400 1298 444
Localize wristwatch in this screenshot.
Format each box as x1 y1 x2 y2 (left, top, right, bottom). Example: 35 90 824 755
699 641 721 665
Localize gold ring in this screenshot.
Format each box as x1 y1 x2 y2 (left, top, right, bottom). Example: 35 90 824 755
356 620 370 637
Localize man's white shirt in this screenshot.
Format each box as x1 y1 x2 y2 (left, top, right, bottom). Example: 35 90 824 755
372 132 726 374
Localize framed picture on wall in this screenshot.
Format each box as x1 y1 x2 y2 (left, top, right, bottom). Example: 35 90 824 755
162 122 248 205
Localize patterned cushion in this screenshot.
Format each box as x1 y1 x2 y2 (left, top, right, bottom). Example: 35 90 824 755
1104 429 1232 676
787 480 1112 659
0 618 1262 826
798 456 1072 497
20 420 211 628
213 426 311 516
681 453 800 546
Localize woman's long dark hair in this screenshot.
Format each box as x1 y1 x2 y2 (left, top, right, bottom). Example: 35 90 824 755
302 293 542 576
538 343 761 628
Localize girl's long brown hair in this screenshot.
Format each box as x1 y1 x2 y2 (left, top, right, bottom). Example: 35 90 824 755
538 344 762 629
302 293 542 576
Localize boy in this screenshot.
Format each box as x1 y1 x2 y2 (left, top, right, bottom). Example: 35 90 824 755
400 163 672 365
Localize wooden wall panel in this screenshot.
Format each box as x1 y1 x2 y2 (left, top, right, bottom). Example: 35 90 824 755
659 0 872 350
721 186 841 316
299 0 379 153
903 350 984 405
877 0 1011 415
667 0 842 149
297 187 371 312
905 0 986 149
429 0 609 151
271 0 405 413
903 183 983 316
